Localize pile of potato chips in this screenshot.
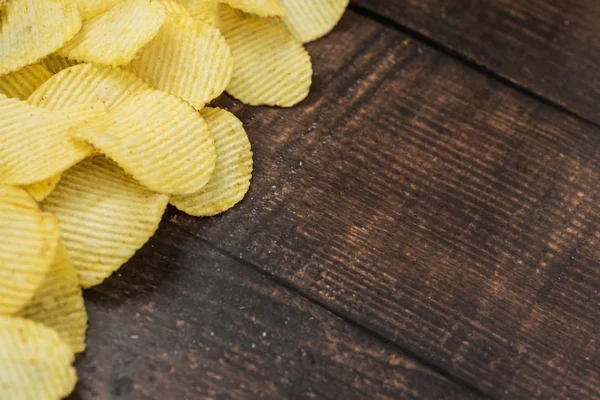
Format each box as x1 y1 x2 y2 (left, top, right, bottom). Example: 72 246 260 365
0 0 348 398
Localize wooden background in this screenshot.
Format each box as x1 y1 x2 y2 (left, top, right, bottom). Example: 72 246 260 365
70 1 600 399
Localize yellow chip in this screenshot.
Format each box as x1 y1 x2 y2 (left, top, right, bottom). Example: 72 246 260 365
171 107 253 216
70 89 216 196
126 11 232 109
158 0 191 15
58 0 167 67
39 54 80 74
279 0 348 43
42 157 169 288
18 243 87 353
0 0 82 75
0 96 106 186
23 175 62 202
0 0 4 11
0 316 76 400
178 0 219 24
76 0 124 20
0 186 59 315
219 5 312 107
29 63 150 111
221 0 284 17
0 64 53 100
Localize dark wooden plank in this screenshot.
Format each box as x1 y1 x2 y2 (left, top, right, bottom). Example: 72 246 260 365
352 0 600 125
170 11 600 400
68 221 479 400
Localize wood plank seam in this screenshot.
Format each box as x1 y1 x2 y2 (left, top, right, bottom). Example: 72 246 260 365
166 219 494 399
347 2 600 131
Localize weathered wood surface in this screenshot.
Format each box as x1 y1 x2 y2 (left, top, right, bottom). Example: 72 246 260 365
68 222 479 399
352 0 600 125
168 11 600 400
68 6 600 400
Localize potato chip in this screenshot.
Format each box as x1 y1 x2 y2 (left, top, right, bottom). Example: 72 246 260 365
24 175 62 202
0 96 106 186
0 64 53 100
126 11 232 109
178 0 219 24
219 5 312 107
0 316 76 400
76 0 124 20
18 243 87 353
171 107 253 216
58 0 167 67
158 0 191 15
28 63 150 111
70 89 216 196
279 0 348 43
0 186 59 315
39 54 80 74
0 0 82 75
221 0 284 17
0 0 5 11
42 157 169 288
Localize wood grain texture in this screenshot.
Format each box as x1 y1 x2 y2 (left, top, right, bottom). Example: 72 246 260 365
351 0 600 125
170 11 600 400
67 222 479 400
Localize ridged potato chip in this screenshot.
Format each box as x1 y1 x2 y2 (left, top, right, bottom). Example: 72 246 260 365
24 175 62 202
126 11 232 109
0 64 53 100
0 0 82 75
171 107 253 216
279 0 348 43
0 96 106 186
69 89 216 195
0 0 5 11
220 5 312 106
0 186 59 315
58 0 166 67
39 54 80 74
0 316 76 400
18 243 87 353
158 0 191 15
42 157 169 288
76 0 124 20
221 0 284 17
178 0 219 24
29 63 150 111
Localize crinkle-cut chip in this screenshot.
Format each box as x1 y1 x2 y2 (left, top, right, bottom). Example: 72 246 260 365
28 64 150 111
76 0 124 20
18 243 87 353
41 157 169 288
0 186 59 315
70 90 216 195
39 54 80 74
0 0 4 11
0 64 53 100
178 0 219 24
0 96 106 186
126 12 232 109
0 0 82 75
0 316 76 400
58 0 167 67
279 0 348 43
158 0 190 14
171 107 253 216
23 175 62 202
220 7 312 107
221 0 283 17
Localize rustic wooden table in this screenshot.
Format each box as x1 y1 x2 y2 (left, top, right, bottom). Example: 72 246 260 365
70 1 600 399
